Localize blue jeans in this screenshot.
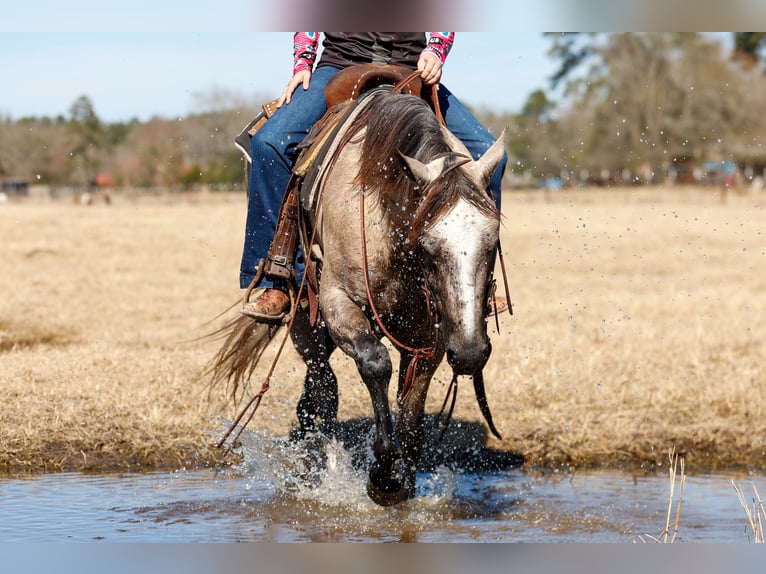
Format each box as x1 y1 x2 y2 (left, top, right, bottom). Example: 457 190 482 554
240 65 507 289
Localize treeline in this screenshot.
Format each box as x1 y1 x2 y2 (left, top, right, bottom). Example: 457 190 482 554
0 93 255 191
480 33 766 187
2 33 766 191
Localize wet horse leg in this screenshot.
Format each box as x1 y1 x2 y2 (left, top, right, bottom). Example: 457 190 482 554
289 306 339 438
320 289 404 505
354 336 406 505
395 349 444 499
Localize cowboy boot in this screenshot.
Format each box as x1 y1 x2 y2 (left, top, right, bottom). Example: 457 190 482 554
240 183 300 321
241 288 290 321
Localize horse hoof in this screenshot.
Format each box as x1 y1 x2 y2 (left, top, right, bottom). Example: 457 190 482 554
366 477 411 506
366 464 414 506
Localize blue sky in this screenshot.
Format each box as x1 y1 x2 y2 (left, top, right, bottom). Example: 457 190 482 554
0 0 753 122
0 32 557 122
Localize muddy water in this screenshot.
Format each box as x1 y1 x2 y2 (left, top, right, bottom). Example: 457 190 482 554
0 432 762 542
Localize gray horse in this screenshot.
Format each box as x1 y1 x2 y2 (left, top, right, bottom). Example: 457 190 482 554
209 88 507 506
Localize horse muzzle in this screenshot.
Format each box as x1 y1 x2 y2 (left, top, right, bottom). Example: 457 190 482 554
445 339 491 375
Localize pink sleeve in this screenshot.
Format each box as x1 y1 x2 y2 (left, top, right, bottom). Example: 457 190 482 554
424 32 455 63
293 32 320 75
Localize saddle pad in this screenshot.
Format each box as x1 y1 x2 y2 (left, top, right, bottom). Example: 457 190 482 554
296 88 382 214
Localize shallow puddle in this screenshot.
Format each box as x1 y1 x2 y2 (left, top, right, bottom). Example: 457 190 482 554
0 432 762 542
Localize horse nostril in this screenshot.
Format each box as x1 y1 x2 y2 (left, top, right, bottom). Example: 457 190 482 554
446 343 489 375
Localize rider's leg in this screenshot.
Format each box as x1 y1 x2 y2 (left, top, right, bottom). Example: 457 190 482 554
240 66 340 319
436 83 507 208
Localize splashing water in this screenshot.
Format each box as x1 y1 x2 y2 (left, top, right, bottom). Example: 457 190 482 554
226 427 493 539
237 429 373 507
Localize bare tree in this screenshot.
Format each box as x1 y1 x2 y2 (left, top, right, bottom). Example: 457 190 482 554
546 33 766 184
67 95 104 188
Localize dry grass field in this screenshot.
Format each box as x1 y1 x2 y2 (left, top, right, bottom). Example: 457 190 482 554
1 186 764 474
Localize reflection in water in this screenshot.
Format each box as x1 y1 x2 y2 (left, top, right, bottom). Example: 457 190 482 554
0 430 761 542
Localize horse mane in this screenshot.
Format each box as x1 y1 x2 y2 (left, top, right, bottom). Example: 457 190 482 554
347 90 499 238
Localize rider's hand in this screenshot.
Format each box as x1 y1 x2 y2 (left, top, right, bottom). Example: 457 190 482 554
277 70 312 107
417 52 443 86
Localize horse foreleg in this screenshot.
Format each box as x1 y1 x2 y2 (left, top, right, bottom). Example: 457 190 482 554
344 334 409 505
395 350 443 498
321 291 404 505
290 307 338 438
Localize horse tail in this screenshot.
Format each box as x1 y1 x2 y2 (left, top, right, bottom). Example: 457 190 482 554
200 314 281 403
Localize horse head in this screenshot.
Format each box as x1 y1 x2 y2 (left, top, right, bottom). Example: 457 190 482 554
400 129 507 376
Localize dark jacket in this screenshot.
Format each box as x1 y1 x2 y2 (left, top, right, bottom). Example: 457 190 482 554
317 33 426 70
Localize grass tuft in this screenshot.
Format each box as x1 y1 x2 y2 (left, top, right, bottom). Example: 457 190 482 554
732 481 765 543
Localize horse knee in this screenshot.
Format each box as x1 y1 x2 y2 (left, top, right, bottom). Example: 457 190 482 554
354 339 392 384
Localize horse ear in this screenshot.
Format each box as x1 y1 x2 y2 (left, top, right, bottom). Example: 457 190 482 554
472 128 507 186
397 151 446 189
440 125 471 156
